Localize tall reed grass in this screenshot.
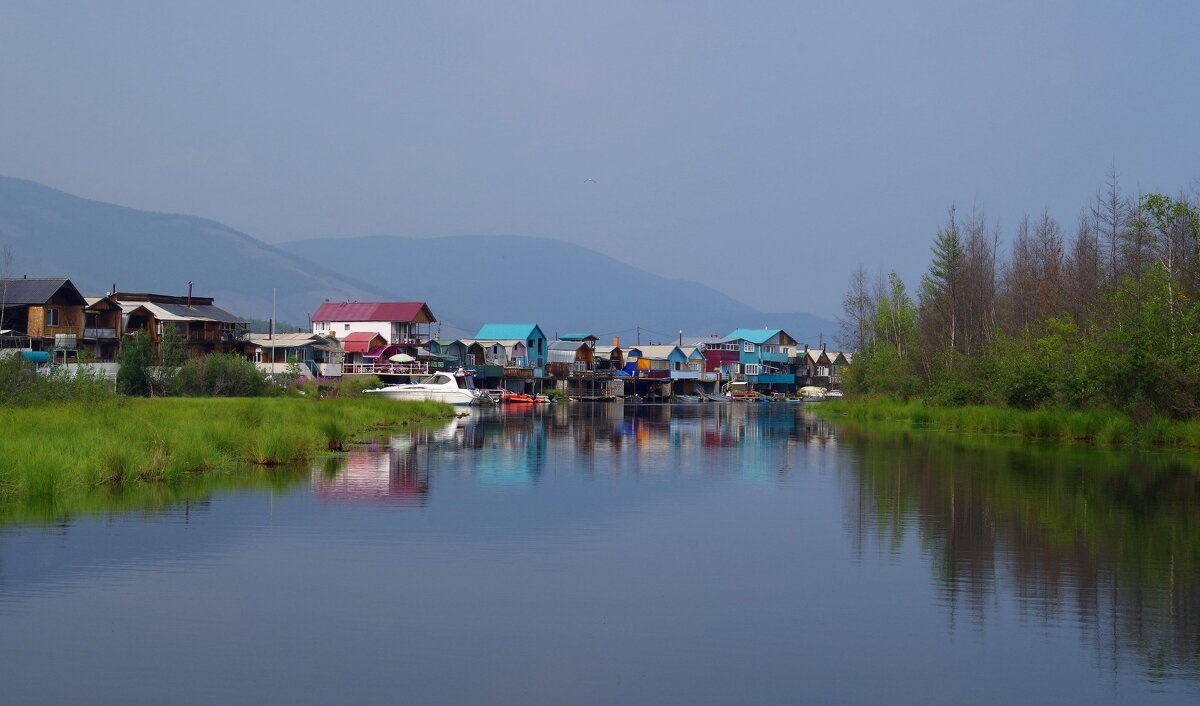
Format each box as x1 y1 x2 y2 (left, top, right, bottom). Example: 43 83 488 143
817 397 1200 449
0 397 453 499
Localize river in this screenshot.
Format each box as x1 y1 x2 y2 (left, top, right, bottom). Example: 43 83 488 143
0 403 1196 704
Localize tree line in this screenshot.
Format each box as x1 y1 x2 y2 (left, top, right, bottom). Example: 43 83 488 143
839 168 1200 418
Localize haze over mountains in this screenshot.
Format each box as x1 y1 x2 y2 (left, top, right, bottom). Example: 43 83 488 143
0 176 835 343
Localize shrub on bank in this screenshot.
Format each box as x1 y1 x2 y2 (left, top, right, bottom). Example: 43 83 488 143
177 353 271 397
0 354 114 406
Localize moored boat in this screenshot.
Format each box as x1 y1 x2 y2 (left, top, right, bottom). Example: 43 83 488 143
502 392 538 404
364 369 486 406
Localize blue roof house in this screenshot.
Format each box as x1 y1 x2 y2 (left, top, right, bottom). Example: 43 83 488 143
716 328 800 389
473 323 548 377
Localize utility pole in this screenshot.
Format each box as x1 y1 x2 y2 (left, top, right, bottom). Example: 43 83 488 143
636 325 640 345
270 288 276 375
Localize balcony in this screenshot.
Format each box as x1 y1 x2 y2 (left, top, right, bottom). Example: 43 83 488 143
670 369 701 380
751 373 795 385
760 351 790 364
83 327 118 339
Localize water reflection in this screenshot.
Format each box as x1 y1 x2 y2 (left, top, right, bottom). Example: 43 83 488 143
839 425 1200 682
314 404 837 496
1 404 1198 700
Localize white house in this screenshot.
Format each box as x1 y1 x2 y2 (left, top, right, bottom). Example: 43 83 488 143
310 301 436 345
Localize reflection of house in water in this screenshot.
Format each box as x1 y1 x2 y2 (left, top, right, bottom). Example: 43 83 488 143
311 442 431 507
461 414 547 488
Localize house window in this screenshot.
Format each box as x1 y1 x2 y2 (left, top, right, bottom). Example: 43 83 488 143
745 364 761 376
46 308 59 327
743 341 755 353
344 324 350 331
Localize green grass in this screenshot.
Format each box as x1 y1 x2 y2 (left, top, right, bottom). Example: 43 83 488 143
0 397 454 500
817 396 1200 449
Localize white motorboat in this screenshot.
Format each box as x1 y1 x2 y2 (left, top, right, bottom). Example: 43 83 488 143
365 369 486 406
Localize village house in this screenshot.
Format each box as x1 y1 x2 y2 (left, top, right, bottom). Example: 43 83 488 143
311 301 436 345
704 328 800 392
114 290 251 357
339 331 388 372
0 277 87 358
465 323 548 392
83 295 124 361
249 332 344 378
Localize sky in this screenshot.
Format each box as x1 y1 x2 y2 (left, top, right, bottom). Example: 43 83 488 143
2 1 1198 318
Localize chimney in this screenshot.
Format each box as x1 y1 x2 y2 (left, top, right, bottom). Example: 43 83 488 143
187 281 193 307
613 336 620 347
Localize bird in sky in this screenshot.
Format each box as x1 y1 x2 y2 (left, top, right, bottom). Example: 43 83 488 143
584 178 596 183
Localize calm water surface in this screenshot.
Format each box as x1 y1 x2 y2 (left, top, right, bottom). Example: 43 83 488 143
1 404 1197 704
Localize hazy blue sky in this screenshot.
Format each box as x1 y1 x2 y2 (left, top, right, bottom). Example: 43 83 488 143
2 1 1198 317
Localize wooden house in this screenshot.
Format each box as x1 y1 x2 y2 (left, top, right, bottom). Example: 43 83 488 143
311 302 436 345
83 296 124 361
795 346 834 388
546 340 596 378
114 291 251 356
428 339 468 367
0 278 87 356
624 345 687 378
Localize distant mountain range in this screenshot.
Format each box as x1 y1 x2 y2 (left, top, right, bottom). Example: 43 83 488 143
281 235 836 343
0 176 836 343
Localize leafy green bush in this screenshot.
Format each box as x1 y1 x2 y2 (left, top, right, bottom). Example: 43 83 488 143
177 353 271 397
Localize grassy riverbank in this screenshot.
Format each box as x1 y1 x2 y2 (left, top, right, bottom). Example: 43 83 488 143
815 397 1200 449
0 397 454 499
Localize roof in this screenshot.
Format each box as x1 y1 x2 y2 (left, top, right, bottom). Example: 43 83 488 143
548 341 588 352
474 323 544 341
341 332 385 354
626 345 685 360
593 345 622 355
559 333 598 342
311 302 435 324
118 300 244 324
0 278 85 306
720 328 784 345
248 333 333 349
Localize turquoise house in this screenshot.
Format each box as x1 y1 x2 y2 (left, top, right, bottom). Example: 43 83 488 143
715 328 800 389
473 323 548 377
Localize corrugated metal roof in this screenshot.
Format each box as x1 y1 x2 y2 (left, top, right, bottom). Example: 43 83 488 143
626 345 685 360
474 323 543 341
719 328 784 345
248 333 332 349
547 341 587 352
311 302 435 323
0 278 84 306
118 300 243 323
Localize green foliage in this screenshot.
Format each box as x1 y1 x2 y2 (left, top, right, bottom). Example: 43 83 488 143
177 353 271 397
0 354 115 406
0 397 455 503
117 330 154 396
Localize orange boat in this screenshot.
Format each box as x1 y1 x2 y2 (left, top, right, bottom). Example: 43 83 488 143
502 392 538 404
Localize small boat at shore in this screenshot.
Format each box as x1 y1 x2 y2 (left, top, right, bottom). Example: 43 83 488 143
672 394 702 404
365 369 486 406
502 392 538 404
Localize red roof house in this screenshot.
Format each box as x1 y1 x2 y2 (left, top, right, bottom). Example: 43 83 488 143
311 302 436 344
